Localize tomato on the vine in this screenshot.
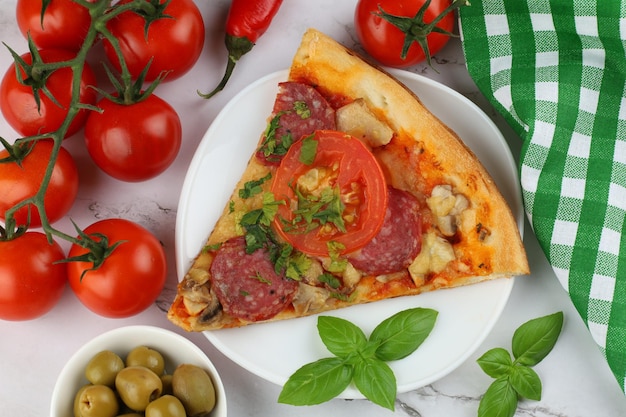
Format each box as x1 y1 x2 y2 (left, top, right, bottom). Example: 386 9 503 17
0 48 97 138
0 140 79 228
271 130 388 256
103 0 205 82
67 219 167 318
0 232 67 321
354 0 460 68
16 0 92 52
84 93 182 182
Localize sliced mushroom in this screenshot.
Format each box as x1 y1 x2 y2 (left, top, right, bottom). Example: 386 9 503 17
336 99 393 147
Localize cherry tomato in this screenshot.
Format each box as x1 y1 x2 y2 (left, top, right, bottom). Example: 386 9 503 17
16 0 92 51
0 48 97 138
84 94 182 182
0 232 67 321
67 219 167 318
0 140 79 228
271 130 388 256
355 0 456 68
103 0 205 82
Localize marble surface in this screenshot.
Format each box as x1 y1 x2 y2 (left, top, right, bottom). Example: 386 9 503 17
1 0 626 416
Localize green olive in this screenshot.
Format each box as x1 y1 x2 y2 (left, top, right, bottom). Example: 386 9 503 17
125 346 165 376
115 414 143 417
74 384 119 417
115 366 163 411
73 384 91 417
172 364 216 417
160 374 173 396
85 350 125 386
145 395 187 417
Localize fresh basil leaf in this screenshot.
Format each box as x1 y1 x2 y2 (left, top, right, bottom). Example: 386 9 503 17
512 311 563 366
370 308 438 361
278 357 352 406
477 377 518 417
509 365 542 401
353 357 396 411
318 316 368 358
299 134 317 165
477 347 513 378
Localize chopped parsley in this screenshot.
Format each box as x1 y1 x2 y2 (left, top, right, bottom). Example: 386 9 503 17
240 192 283 254
326 241 348 273
250 272 272 284
239 172 272 199
298 134 318 165
318 272 341 289
294 101 311 119
257 113 293 162
289 185 346 234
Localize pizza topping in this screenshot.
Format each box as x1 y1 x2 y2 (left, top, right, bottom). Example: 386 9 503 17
210 236 298 321
257 82 336 165
292 283 332 315
271 130 388 257
335 98 394 147
426 184 469 237
347 187 422 275
408 231 456 282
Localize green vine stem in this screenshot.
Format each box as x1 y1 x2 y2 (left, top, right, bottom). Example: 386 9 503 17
1 0 168 261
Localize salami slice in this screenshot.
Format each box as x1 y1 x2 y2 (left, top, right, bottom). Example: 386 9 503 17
210 237 298 321
257 81 335 165
347 187 422 275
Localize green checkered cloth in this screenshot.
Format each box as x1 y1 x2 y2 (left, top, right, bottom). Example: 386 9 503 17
459 0 626 392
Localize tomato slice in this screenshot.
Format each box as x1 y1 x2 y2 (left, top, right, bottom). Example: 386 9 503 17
271 130 388 256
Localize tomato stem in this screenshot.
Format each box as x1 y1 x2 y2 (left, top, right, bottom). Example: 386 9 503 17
375 0 469 69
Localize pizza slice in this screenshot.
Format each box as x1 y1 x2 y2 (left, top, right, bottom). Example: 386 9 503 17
168 28 529 331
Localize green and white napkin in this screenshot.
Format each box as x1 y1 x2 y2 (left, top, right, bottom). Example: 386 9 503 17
459 0 626 392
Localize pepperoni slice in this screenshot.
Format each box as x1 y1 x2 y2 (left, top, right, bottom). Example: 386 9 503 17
347 187 422 275
210 237 298 322
257 82 335 165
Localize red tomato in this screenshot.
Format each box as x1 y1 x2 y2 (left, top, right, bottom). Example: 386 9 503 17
103 0 205 82
0 232 67 321
355 0 456 68
0 140 79 228
16 0 92 51
0 48 97 138
67 218 167 318
84 94 182 182
271 130 388 256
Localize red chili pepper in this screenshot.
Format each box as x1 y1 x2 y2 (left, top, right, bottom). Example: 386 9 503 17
199 0 283 99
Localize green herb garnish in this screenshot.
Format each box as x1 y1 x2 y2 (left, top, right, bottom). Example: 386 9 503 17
318 272 341 289
250 272 271 284
288 185 346 235
257 113 293 161
298 134 318 165
239 192 283 253
477 312 564 417
278 308 438 410
239 172 272 199
294 100 311 119
326 241 347 272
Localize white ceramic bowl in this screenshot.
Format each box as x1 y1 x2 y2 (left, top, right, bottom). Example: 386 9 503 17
50 325 227 417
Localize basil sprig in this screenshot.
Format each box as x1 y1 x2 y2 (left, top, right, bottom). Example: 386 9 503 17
477 311 564 417
278 308 438 410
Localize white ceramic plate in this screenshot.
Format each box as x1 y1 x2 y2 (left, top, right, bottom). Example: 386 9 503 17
175 69 523 398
